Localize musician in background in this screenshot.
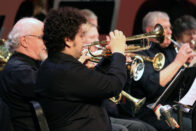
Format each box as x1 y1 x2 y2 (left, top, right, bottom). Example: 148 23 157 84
81 9 98 27
129 11 195 131
173 15 196 50
0 17 47 131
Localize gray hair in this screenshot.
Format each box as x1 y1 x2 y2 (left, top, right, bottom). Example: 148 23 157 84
80 9 97 20
142 11 170 32
5 17 42 53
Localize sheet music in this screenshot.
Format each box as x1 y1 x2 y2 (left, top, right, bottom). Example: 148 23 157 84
179 78 196 106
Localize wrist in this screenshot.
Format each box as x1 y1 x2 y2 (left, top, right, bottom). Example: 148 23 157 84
112 50 125 55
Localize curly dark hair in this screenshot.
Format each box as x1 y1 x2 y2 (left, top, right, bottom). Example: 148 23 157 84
173 15 196 39
43 7 86 55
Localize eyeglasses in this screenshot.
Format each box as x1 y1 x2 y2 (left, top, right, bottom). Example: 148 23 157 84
24 35 42 39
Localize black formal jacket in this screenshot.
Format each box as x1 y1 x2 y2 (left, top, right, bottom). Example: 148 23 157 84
0 52 41 131
35 52 127 131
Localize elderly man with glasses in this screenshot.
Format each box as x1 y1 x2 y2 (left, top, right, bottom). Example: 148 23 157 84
0 17 47 131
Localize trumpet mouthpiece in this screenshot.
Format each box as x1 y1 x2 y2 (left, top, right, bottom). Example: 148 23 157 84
167 36 171 40
191 40 195 45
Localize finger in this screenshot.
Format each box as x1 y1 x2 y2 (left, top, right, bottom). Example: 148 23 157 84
118 31 123 36
109 31 115 39
114 30 119 36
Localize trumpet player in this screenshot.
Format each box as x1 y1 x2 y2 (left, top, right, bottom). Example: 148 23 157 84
128 11 196 131
35 7 128 131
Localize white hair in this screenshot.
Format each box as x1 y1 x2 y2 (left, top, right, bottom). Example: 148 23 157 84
142 11 170 32
80 9 97 20
5 17 42 52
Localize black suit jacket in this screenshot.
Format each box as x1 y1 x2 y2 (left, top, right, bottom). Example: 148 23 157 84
35 52 127 131
0 52 41 131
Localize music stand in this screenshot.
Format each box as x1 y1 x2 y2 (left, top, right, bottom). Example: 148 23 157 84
151 67 196 131
152 67 196 109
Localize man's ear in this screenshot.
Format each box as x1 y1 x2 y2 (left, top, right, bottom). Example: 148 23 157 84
19 36 28 48
64 37 72 47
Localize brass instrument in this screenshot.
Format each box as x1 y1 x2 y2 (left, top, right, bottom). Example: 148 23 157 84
85 24 164 80
109 90 146 114
84 25 164 114
0 39 11 70
127 52 165 71
87 52 145 81
83 24 164 57
127 56 144 81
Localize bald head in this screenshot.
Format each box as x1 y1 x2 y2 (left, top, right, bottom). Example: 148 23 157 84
5 17 47 61
6 18 44 52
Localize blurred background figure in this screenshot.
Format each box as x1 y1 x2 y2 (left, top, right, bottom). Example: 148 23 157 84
173 15 196 50
81 9 98 27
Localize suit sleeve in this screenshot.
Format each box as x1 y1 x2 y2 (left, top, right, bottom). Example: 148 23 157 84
57 53 127 100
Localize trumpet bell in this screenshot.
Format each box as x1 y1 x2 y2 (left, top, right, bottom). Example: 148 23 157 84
121 91 146 115
127 56 145 81
153 53 165 71
132 97 146 114
153 24 165 43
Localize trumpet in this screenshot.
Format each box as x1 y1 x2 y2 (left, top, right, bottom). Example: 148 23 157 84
127 52 165 71
83 24 164 57
86 51 145 81
109 90 146 114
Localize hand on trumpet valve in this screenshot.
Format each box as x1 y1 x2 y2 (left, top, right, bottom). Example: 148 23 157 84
78 49 92 64
106 30 126 55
